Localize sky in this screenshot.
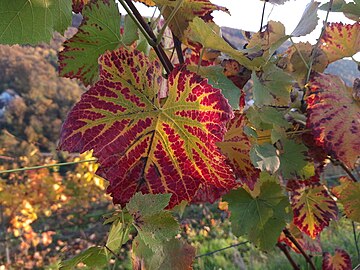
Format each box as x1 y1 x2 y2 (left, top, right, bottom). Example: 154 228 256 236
117 0 359 59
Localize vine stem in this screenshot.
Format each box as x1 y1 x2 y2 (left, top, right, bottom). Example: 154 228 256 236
290 37 309 70
276 243 300 270
118 0 155 46
329 157 358 182
0 205 11 264
352 221 360 263
306 0 333 83
259 0 268 32
283 228 316 270
104 245 122 261
156 0 184 46
173 33 184 64
120 0 173 75
0 159 97 174
195 241 248 258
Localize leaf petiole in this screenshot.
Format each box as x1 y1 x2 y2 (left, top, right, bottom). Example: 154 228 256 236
156 0 185 46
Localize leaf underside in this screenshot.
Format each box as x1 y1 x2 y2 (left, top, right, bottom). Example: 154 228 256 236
306 73 360 169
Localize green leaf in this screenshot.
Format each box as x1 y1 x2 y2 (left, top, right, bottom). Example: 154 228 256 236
279 139 315 179
224 173 291 250
271 127 287 144
122 15 139 45
59 0 124 86
132 236 196 270
60 246 107 269
321 0 360 21
0 0 72 45
246 106 291 130
135 212 180 251
188 65 241 109
250 143 280 174
187 17 264 70
341 0 360 21
252 63 293 106
152 0 229 41
246 107 271 131
171 200 188 218
132 236 163 269
332 177 360 222
106 219 130 252
126 193 171 218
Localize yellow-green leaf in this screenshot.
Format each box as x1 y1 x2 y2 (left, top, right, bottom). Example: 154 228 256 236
290 182 338 239
320 22 360 64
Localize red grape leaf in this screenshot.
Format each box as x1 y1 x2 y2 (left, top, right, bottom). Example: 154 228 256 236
302 132 328 171
58 47 235 208
191 184 228 204
290 181 338 239
59 0 128 86
322 249 352 270
320 22 360 64
306 73 360 169
217 112 260 190
72 0 90 13
332 177 360 222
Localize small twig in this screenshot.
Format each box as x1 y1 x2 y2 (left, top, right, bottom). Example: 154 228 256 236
156 0 184 46
197 47 206 73
173 33 184 64
0 159 97 174
306 0 333 83
104 245 122 261
0 205 11 264
290 37 309 70
195 241 248 258
329 158 358 182
283 228 316 270
122 0 173 75
119 0 155 46
353 221 360 263
276 242 300 270
260 0 268 32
